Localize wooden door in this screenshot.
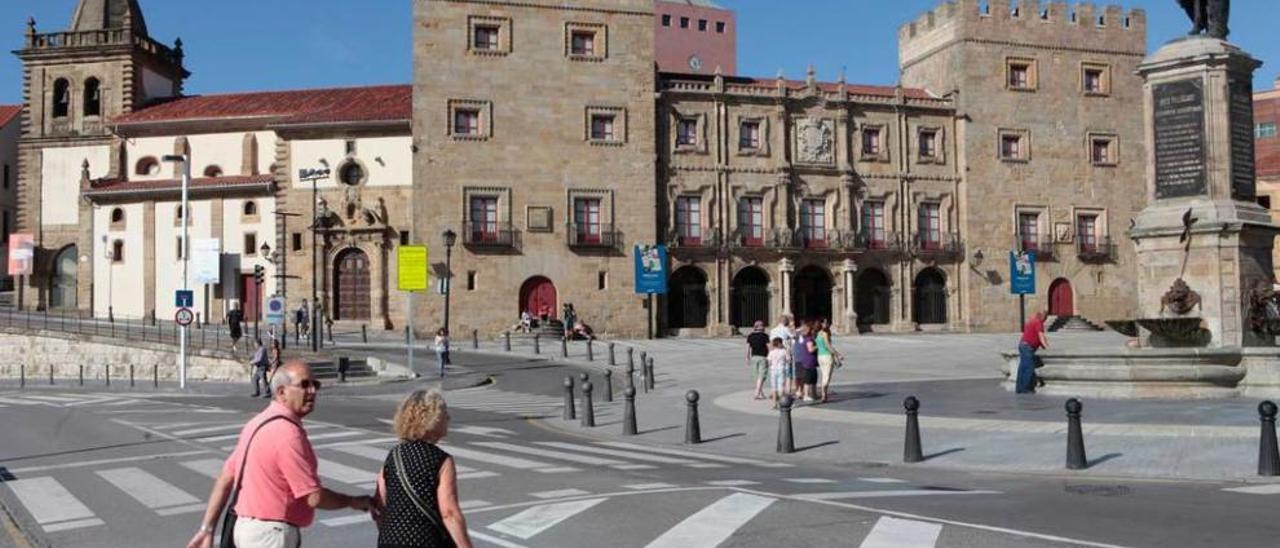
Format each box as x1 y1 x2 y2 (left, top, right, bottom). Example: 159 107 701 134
520 277 557 319
334 249 371 320
240 274 262 321
1049 278 1074 316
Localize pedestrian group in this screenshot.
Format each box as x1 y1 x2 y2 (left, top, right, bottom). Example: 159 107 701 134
751 314 844 408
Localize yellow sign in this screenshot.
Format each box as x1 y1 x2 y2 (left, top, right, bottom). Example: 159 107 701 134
397 246 429 291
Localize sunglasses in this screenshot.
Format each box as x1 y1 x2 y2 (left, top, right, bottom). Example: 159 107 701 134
288 379 323 391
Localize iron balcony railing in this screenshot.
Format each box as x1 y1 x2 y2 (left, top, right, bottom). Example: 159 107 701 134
911 232 963 259
1077 236 1116 263
566 223 621 249
855 231 904 254
463 221 519 249
1016 236 1057 261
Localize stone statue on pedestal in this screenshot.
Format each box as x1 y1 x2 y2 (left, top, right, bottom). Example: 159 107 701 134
1178 0 1229 39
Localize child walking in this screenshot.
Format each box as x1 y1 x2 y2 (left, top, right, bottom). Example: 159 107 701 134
767 337 788 409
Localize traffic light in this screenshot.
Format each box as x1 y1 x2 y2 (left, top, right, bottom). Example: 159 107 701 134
254 264 265 286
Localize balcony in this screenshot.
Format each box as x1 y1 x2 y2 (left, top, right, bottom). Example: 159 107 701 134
463 222 519 250
567 223 621 249
667 229 719 249
1016 236 1057 261
911 232 963 260
1077 237 1116 263
855 231 904 255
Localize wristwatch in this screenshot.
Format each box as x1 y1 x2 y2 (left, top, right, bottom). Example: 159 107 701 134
198 523 214 534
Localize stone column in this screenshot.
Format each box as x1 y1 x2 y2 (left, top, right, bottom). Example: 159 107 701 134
842 258 858 335
779 258 794 315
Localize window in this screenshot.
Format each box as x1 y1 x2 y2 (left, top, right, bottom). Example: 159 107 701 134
453 108 481 137
574 198 602 244
339 162 365 186
738 197 763 246
292 232 303 252
662 14 671 27
1091 136 1117 165
597 271 608 291
1006 58 1036 90
918 203 941 250
590 114 616 141
1083 68 1104 94
680 17 689 28
468 16 510 55
83 78 101 117
345 140 357 155
52 79 70 119
244 233 257 256
174 204 186 224
698 19 708 31
1077 215 1098 253
800 199 826 247
1258 122 1278 139
565 22 608 60
739 120 761 150
176 237 187 259
1000 133 1025 161
570 31 595 56
473 25 500 51
862 201 886 248
111 240 124 263
204 165 223 178
676 118 698 146
469 196 499 242
1259 196 1273 210
400 231 410 246
1018 213 1040 252
135 157 160 176
243 201 258 217
467 271 478 291
110 207 125 227
862 127 882 156
918 130 938 159
716 21 726 33
675 196 702 245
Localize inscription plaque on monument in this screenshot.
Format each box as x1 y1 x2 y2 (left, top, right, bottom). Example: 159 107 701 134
1153 79 1207 199
1229 78 1257 201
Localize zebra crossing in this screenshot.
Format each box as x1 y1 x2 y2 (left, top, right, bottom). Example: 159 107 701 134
367 385 624 419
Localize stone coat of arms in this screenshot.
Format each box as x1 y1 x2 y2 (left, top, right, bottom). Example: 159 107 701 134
795 118 834 165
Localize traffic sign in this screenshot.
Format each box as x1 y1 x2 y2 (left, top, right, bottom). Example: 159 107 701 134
175 307 194 326
398 245 430 292
265 296 286 326
175 289 195 308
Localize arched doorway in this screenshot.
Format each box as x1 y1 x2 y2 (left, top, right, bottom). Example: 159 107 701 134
50 245 78 310
1049 278 1074 316
668 266 709 328
792 265 833 323
519 277 558 320
913 268 947 325
333 248 371 320
730 266 770 328
855 268 891 326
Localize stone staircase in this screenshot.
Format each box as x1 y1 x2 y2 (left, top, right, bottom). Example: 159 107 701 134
506 319 566 341
306 356 376 381
1048 315 1105 332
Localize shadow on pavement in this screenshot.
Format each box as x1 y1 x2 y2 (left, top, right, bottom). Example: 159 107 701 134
701 432 746 443
923 447 966 461
640 425 679 435
795 440 840 453
1089 453 1124 468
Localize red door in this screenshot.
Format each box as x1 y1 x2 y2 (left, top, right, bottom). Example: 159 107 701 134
1049 278 1074 316
240 274 263 321
520 277 557 320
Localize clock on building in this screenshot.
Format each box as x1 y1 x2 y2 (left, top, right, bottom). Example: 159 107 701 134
688 55 703 72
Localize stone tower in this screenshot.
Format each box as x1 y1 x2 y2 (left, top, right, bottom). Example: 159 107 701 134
899 1 1149 330
14 0 187 311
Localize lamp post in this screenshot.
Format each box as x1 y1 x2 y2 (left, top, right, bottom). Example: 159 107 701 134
258 241 272 343
442 229 457 337
161 154 190 390
103 235 114 323
298 167 331 352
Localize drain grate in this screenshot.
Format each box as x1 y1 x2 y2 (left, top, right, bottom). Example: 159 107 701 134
1065 484 1132 497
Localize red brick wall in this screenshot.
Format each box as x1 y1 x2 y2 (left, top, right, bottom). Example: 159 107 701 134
1256 82 1280 179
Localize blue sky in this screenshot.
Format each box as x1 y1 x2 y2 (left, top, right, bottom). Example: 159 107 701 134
0 0 1277 105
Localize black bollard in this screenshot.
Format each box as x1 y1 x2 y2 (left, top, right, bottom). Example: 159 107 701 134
608 342 616 366
405 326 411 345
19 363 24 388
685 390 701 444
1259 401 1280 476
504 331 511 352
646 357 656 390
777 396 795 453
105 365 111 387
153 364 159 388
535 333 541 354
129 364 135 388
640 351 648 373
603 369 613 402
625 361 635 391
561 337 568 358
1066 398 1088 470
623 386 638 436
49 365 54 385
472 329 479 350
904 396 924 463
79 364 84 386
641 361 649 394
587 340 594 361
562 376 576 420
362 324 368 343
627 347 634 368
581 381 595 427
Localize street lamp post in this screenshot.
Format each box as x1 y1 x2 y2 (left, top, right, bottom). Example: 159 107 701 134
442 229 457 338
298 167 331 352
161 154 190 390
103 236 114 323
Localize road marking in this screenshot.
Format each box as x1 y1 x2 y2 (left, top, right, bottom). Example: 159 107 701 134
313 437 399 449
4 450 211 474
443 445 578 474
643 493 775 548
307 431 364 442
192 432 243 443
487 498 606 539
321 514 371 527
317 459 378 489
19 395 83 403
470 530 529 548
157 503 210 516
472 441 653 470
785 478 836 484
706 480 759 487
461 500 492 510
623 483 677 490
97 467 202 514
859 517 942 548
4 477 104 532
795 489 1001 500
171 423 246 437
452 425 516 438
180 459 225 479
460 471 501 480
534 442 697 465
1223 484 1280 495
597 441 793 468
529 489 591 499
63 397 123 407
859 477 908 484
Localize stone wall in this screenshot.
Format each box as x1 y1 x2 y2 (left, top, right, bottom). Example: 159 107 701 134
0 328 250 382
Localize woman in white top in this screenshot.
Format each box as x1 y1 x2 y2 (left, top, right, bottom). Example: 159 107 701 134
433 328 450 378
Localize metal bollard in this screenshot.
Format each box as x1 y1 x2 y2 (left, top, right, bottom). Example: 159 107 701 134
129 365 135 388
581 381 595 427
49 365 54 385
627 347 634 368
623 386 638 436
362 324 368 343
20 363 25 388
405 326 411 345
777 396 795 453
640 351 647 373
562 376 576 420
685 390 701 444
641 362 649 394
535 333 541 355
504 331 511 352
904 396 924 463
1259 401 1280 476
625 362 635 391
153 364 159 388
472 329 479 350
338 357 350 383
587 340 594 362
608 342 616 366
79 365 84 386
1066 398 1088 470
105 365 111 387
561 337 568 358
603 369 613 402
646 357 656 390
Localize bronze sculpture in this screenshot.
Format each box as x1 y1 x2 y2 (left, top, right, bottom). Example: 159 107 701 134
1178 0 1229 40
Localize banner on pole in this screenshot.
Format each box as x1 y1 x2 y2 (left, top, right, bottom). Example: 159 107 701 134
633 244 669 295
1010 251 1037 295
7 234 34 276
192 239 221 284
397 246 429 292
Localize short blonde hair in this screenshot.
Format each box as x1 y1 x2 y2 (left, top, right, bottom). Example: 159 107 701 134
393 389 449 442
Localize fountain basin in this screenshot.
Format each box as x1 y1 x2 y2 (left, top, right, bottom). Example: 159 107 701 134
1135 317 1210 347
1000 347 1245 399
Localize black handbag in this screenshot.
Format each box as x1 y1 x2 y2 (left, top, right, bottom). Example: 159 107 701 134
217 415 298 548
392 444 456 548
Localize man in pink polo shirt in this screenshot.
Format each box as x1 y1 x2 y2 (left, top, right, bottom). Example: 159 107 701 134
186 361 375 548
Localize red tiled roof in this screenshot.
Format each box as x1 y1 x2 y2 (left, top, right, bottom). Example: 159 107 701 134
111 85 410 126
87 174 275 193
0 105 21 127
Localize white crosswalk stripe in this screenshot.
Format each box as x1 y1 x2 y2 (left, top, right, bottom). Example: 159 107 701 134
597 441 793 468
180 458 225 479
859 517 943 548
535 441 724 468
471 441 656 470
97 467 205 516
441 386 622 418
1223 484 1280 495
487 498 607 539
318 458 379 489
442 445 579 474
4 477 104 532
643 493 775 548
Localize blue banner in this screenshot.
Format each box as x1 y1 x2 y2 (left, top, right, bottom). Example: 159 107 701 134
1010 251 1037 295
634 244 669 295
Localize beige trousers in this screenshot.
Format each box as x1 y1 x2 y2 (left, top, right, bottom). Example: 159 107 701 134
234 517 301 548
817 355 835 389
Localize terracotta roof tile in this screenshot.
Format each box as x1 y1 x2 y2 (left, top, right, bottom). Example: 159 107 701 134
88 174 274 192
111 85 410 126
0 105 22 127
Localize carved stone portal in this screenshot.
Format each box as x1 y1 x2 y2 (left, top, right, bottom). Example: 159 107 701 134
795 118 834 165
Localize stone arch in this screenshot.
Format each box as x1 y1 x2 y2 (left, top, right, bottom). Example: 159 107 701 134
1049 278 1074 317
792 264 833 323
333 247 371 321
519 276 558 320
913 267 948 325
855 267 891 326
83 77 101 117
730 265 770 328
52 78 70 118
49 245 78 310
668 265 709 329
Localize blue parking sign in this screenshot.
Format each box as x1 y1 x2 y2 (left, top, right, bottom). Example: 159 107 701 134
175 289 195 308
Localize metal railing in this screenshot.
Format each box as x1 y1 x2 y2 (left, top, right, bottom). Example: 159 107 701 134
1077 237 1116 263
1017 236 1057 260
463 222 520 249
911 232 963 259
566 223 622 249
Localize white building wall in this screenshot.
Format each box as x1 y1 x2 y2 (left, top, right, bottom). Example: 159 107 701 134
126 131 276 181
221 197 278 320
92 203 146 319
41 145 110 226
154 201 213 322
290 136 412 189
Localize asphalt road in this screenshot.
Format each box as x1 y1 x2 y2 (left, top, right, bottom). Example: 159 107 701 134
0 350 1277 547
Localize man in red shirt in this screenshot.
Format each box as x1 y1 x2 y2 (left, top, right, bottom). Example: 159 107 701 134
186 361 376 548
1016 312 1049 394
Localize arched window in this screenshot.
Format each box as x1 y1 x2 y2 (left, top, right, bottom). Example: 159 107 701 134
203 165 223 178
52 79 70 119
243 200 258 217
110 207 125 226
135 157 160 176
111 240 124 263
83 78 101 117
339 162 365 186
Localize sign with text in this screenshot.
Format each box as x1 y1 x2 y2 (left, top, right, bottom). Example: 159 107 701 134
1229 78 1257 201
633 244 669 295
192 239 221 284
1153 79 1207 199
7 234 34 276
397 246 429 292
1010 251 1037 295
